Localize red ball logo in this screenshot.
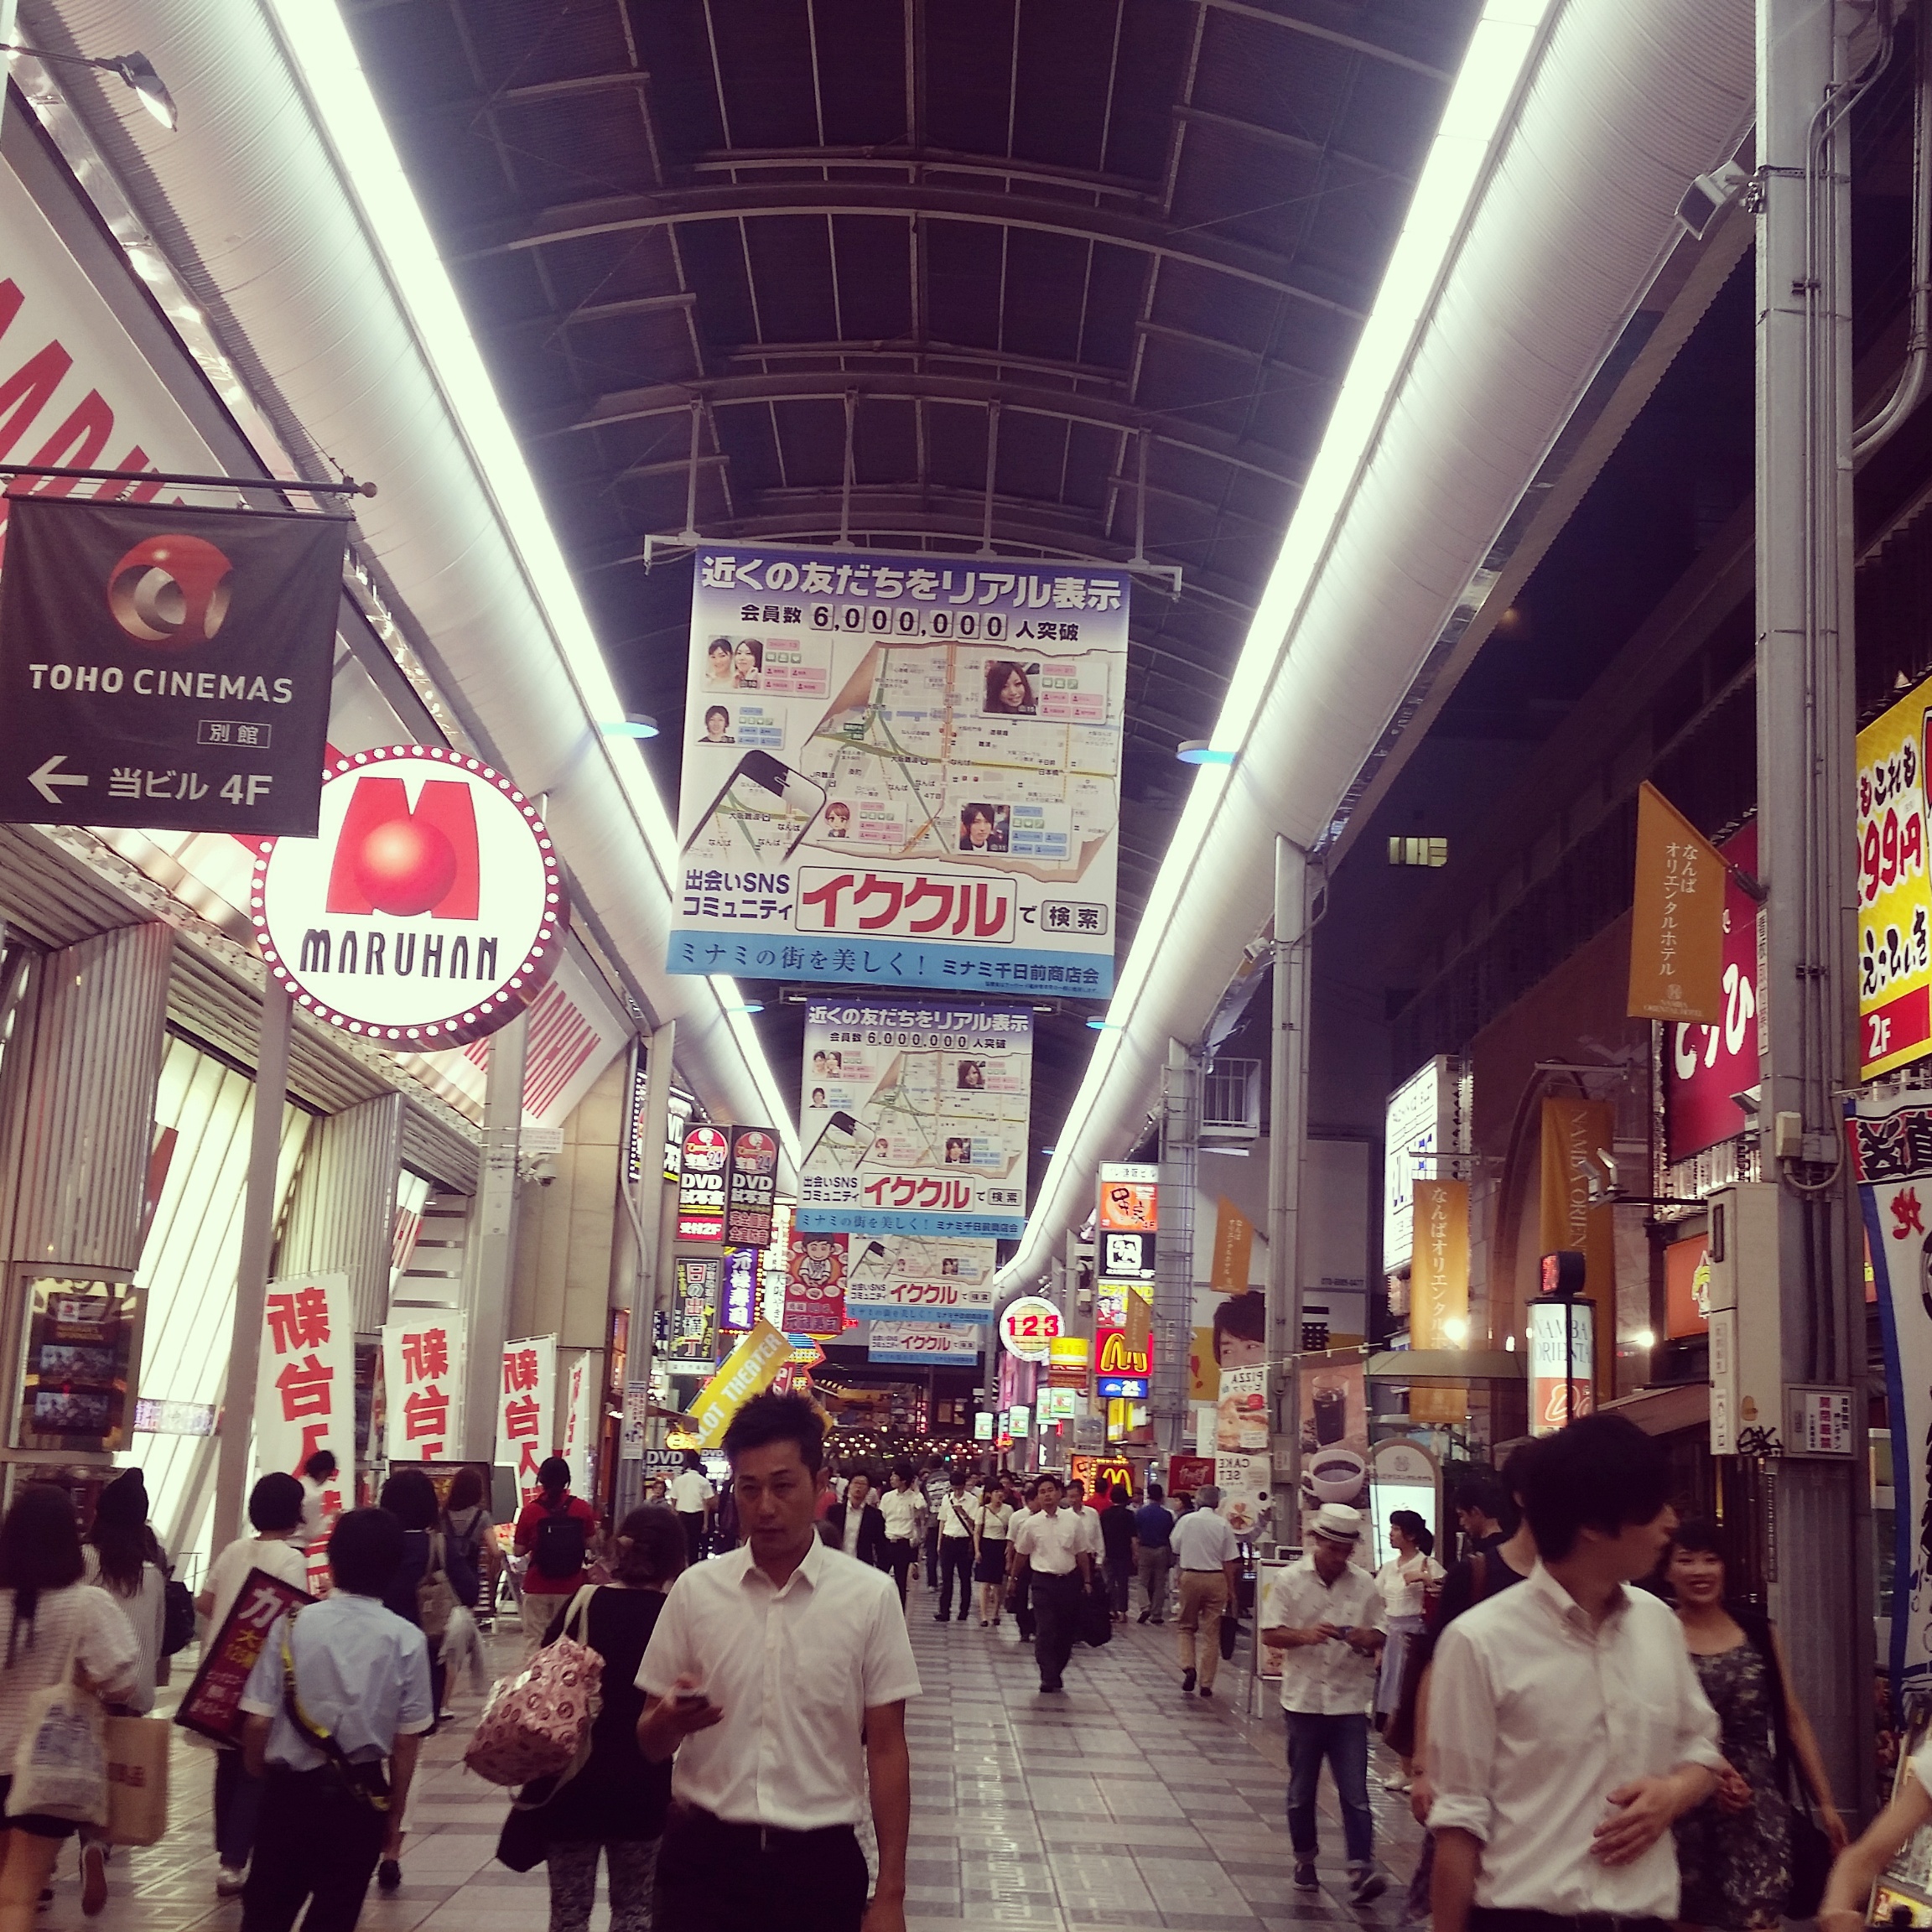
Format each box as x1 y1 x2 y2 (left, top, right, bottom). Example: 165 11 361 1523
106 534 233 648
351 817 459 917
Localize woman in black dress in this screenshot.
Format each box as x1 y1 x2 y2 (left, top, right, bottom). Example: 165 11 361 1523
526 1505 683 1932
1666 1520 1845 1930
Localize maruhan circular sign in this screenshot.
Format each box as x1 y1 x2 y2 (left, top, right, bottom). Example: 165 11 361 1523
250 745 568 1047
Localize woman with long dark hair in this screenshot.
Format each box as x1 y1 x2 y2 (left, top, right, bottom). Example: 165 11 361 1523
508 1506 684 1931
1665 1519 1844 1930
0 1485 139 1932
1373 1509 1441 1794
441 1465 496 1613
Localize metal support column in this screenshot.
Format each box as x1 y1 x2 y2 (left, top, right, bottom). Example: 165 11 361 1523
461 1011 528 1465
1151 1038 1197 1453
210 982 293 1548
615 1022 675 1514
1266 837 1311 1514
1754 0 1869 1811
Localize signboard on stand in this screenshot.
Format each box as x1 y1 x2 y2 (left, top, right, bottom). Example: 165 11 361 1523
671 543 1128 994
798 1001 1031 1238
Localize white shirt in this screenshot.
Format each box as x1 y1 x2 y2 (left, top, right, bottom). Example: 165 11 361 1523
974 1500 1014 1542
1010 1508 1089 1576
204 1535 311 1639
937 1491 977 1539
299 1475 330 1546
637 1537 921 1830
841 1506 864 1558
670 1470 714 1514
1426 1563 1724 1919
1376 1550 1444 1620
0 1586 140 1758
1065 1505 1103 1557
1262 1554 1384 1713
878 1487 920 1543
1171 1508 1239 1571
82 1551 166 1716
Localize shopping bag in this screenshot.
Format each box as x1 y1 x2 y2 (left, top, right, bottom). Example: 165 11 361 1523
12 1659 106 1826
463 1587 601 1788
102 1715 169 1846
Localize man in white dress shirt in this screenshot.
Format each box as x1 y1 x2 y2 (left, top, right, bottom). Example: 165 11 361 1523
1170 1485 1242 1699
637 1394 922 1932
1261 1502 1386 1903
1006 1473 1093 1694
1426 1414 1723 1932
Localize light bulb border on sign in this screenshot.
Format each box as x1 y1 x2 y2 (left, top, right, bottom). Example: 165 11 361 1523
248 744 568 1048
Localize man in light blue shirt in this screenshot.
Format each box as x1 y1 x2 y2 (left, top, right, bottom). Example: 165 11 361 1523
238 1507 434 1932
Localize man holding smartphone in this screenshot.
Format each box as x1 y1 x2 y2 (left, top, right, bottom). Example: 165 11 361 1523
637 1393 921 1932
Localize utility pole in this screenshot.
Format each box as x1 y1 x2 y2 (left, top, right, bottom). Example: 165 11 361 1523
1266 837 1311 1521
1151 1039 1197 1454
1753 0 1870 1810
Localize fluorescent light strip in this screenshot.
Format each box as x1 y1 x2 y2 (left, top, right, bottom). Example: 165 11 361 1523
1011 0 1556 1274
267 2 799 1153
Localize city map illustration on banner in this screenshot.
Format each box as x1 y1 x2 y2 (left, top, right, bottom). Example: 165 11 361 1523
670 544 1126 995
797 1000 1031 1239
843 1233 1000 1326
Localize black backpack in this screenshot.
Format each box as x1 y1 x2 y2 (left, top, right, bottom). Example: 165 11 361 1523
530 1496 587 1581
161 1574 196 1656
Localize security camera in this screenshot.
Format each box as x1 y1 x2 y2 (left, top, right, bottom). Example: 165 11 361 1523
1675 159 1750 240
520 1150 559 1186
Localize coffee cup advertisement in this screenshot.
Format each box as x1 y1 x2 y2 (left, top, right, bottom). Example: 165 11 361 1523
1297 1355 1368 1531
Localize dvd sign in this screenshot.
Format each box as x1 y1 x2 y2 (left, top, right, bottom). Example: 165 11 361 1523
251 746 567 1047
678 1126 728 1242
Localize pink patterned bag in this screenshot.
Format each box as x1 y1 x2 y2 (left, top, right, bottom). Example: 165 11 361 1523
464 1587 603 1788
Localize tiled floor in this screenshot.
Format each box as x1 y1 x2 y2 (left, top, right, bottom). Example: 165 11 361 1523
40 1586 1422 1931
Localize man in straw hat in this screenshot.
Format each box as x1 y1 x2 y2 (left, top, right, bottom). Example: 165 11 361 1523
1260 1502 1388 1904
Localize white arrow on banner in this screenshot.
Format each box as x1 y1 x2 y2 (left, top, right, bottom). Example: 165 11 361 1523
29 755 87 804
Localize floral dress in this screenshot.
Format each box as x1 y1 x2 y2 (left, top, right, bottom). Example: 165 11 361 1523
1673 1642 1792 1929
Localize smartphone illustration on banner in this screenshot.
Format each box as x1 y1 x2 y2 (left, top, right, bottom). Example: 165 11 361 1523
683 750 827 862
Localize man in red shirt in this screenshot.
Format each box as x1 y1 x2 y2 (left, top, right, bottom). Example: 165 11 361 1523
512 1456 600 1656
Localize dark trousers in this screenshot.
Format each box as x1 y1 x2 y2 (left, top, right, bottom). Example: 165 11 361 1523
1104 1552 1132 1614
1285 1711 1373 1867
922 1523 941 1586
1012 1563 1036 1640
884 1538 915 1604
678 1510 706 1568
240 1768 386 1932
937 1538 974 1618
213 1748 264 1867
1031 1569 1081 1689
658 1804 868 1932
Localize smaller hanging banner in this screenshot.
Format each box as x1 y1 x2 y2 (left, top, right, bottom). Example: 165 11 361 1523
381 1312 465 1462
1409 1179 1470 1350
869 1321 983 1366
498 1332 558 1501
1628 781 1725 1022
678 1125 728 1241
562 1351 596 1495
719 1247 760 1332
783 1230 848 1337
670 1259 720 1360
255 1272 354 1505
1209 1196 1252 1293
726 1125 778 1246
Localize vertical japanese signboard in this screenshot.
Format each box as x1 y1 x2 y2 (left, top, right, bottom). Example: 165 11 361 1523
670 1260 719 1362
1095 1164 1156 1394
783 1229 848 1337
382 1314 464 1462
672 544 1127 995
719 1248 760 1332
498 1332 557 1501
1665 824 1761 1161
797 1000 1031 1238
1858 674 1932 1078
255 1273 353 1491
726 1125 777 1246
677 1125 727 1241
1408 1180 1469 1350
562 1351 596 1496
1384 1058 1458 1273
1627 782 1725 1022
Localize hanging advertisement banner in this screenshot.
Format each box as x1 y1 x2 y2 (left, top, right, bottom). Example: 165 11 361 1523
1216 1363 1268 1535
1852 1088 1932 1703
1096 1281 1153 1380
1665 823 1761 1161
255 1272 354 1494
797 1000 1031 1237
0 496 344 834
1046 1336 1092 1389
1209 1196 1254 1293
1384 1059 1458 1271
1627 782 1725 1022
498 1332 558 1500
672 543 1127 995
1539 1096 1613 1402
1858 674 1932 1078
868 1321 983 1366
726 1125 778 1246
677 1124 728 1241
690 1320 792 1448
1297 1356 1368 1528
251 746 569 1049
562 1351 596 1495
381 1313 464 1463
1528 1298 1595 1434
719 1248 760 1332
669 1259 720 1361
844 1233 998 1325
782 1229 848 1337
1409 1180 1470 1350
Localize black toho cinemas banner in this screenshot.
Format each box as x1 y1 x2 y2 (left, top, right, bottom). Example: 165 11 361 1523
0 496 343 834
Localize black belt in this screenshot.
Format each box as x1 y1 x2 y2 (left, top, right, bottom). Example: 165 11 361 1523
1471 1910 1668 1932
672 1803 857 1855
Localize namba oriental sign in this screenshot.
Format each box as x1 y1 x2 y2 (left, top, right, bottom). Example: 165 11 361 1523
250 745 568 1046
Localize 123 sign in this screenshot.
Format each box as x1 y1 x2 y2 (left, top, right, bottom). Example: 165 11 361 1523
0 496 342 834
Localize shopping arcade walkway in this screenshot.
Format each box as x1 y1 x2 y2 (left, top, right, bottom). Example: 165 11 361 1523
40 1590 1422 1932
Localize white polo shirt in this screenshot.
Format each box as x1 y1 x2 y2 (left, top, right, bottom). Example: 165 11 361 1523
638 1536 921 1831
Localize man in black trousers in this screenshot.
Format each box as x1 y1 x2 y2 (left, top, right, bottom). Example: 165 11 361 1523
1005 1473 1093 1694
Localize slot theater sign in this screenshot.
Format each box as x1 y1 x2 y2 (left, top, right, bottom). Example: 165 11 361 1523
251 745 569 1046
